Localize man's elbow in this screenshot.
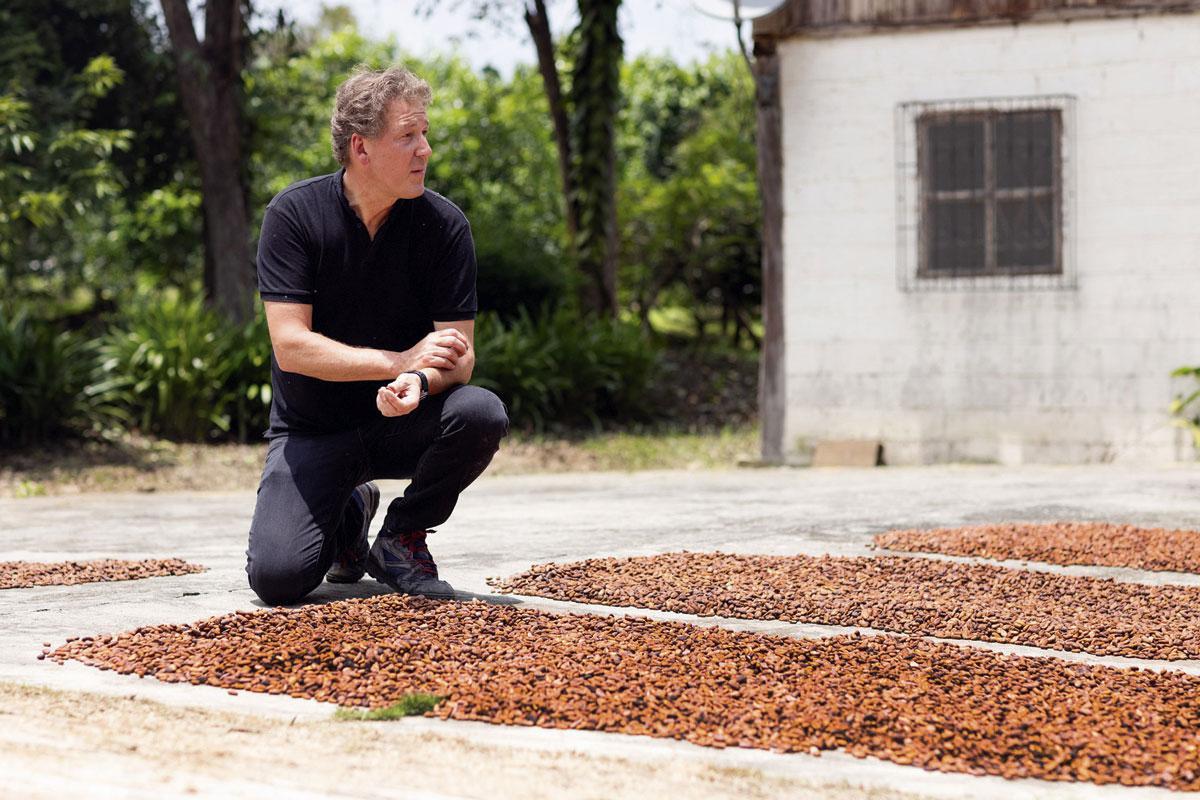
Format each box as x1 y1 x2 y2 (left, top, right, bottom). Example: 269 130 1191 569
271 336 305 374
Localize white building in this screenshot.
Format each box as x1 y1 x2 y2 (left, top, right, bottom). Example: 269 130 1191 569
752 0 1200 465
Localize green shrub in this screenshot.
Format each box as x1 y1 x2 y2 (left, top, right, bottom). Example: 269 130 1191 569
1170 365 1200 448
473 307 660 431
224 310 273 442
95 291 272 442
0 306 124 447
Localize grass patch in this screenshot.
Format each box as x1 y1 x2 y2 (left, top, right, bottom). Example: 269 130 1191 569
644 306 764 348
578 426 759 471
334 693 443 721
491 425 759 474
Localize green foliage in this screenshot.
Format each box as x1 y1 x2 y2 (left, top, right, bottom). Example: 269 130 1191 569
2 7 763 444
224 310 274 442
0 306 125 447
618 53 761 348
473 307 659 431
334 693 443 720
0 57 132 298
0 1 195 311
422 61 568 317
110 185 205 286
1170 365 1200 448
95 291 271 442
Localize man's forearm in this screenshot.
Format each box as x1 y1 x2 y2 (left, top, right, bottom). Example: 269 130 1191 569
419 350 475 395
277 329 405 382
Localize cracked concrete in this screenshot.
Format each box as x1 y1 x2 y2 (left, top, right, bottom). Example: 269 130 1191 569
3 464 1200 798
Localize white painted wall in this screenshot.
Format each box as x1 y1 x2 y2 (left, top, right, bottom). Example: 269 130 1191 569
778 14 1200 464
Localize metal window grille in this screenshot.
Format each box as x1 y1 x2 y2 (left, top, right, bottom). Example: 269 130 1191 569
896 96 1076 292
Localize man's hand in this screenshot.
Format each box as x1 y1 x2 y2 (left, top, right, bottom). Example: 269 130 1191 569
402 328 469 372
376 373 423 417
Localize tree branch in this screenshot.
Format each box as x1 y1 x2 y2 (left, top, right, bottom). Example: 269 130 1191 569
733 0 752 72
523 0 576 239
159 0 202 60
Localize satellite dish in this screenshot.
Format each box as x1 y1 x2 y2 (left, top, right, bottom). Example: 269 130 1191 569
690 0 785 21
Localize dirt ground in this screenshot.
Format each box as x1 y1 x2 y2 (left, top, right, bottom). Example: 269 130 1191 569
0 682 924 800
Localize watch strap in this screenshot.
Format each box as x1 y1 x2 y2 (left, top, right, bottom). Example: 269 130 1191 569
403 370 429 400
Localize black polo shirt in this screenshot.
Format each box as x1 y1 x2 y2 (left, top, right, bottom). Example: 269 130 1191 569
256 169 477 435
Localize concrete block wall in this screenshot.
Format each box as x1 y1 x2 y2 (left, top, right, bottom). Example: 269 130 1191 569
778 14 1200 464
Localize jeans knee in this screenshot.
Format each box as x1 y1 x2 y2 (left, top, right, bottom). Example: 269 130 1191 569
246 556 316 606
448 386 509 442
477 390 510 440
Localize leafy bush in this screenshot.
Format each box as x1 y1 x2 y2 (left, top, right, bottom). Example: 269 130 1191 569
472 307 660 430
95 291 272 442
1 55 132 301
1170 365 1200 448
224 309 274 442
0 306 124 447
618 53 761 347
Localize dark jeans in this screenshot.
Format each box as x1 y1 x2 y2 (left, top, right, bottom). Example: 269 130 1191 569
245 384 508 605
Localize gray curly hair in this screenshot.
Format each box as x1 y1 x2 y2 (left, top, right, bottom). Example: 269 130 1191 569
330 65 432 166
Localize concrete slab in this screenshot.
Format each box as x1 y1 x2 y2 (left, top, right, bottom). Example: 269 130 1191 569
3 464 1200 798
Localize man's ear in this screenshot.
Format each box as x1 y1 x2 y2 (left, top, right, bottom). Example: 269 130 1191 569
350 132 369 165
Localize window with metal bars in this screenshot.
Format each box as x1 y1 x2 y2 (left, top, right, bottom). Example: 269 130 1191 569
918 109 1062 278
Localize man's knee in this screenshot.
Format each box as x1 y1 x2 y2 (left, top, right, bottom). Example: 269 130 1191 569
246 550 320 606
446 385 509 443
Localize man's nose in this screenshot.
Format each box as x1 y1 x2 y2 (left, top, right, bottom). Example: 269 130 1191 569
418 134 432 159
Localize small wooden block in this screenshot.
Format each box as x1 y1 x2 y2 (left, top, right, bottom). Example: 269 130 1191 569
811 440 883 467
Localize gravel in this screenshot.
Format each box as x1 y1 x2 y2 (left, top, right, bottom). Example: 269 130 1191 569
45 595 1200 790
489 552 1200 659
875 522 1200 574
0 558 205 590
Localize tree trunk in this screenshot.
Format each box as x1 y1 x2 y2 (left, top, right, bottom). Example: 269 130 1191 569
160 0 254 323
753 40 786 463
523 0 577 242
570 0 622 317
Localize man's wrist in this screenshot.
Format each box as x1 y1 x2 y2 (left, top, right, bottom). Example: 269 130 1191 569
390 347 415 377
402 370 430 401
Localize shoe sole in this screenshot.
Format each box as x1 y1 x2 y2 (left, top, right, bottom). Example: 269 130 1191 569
324 569 366 584
324 483 381 584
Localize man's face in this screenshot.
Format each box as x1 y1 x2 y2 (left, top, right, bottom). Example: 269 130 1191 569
361 99 431 200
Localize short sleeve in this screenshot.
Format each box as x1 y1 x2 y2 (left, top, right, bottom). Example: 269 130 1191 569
257 200 315 304
429 218 478 321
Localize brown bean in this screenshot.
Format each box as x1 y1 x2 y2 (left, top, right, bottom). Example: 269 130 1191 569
875 522 1200 574
0 558 204 589
45 594 1200 792
491 552 1200 661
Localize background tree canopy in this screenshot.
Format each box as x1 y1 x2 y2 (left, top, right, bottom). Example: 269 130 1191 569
0 2 761 444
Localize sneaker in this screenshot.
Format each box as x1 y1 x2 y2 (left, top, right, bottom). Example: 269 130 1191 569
325 482 380 584
366 529 455 599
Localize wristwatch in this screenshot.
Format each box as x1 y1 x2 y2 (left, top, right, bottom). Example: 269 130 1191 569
403 370 429 401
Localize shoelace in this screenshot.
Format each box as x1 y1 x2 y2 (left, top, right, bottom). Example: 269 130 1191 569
399 529 437 576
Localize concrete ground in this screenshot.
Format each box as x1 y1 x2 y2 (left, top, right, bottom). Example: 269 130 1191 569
3 464 1200 799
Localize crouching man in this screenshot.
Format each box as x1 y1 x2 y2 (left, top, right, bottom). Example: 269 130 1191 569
246 65 508 606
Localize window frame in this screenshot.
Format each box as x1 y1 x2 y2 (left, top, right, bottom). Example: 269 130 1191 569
895 95 1077 293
